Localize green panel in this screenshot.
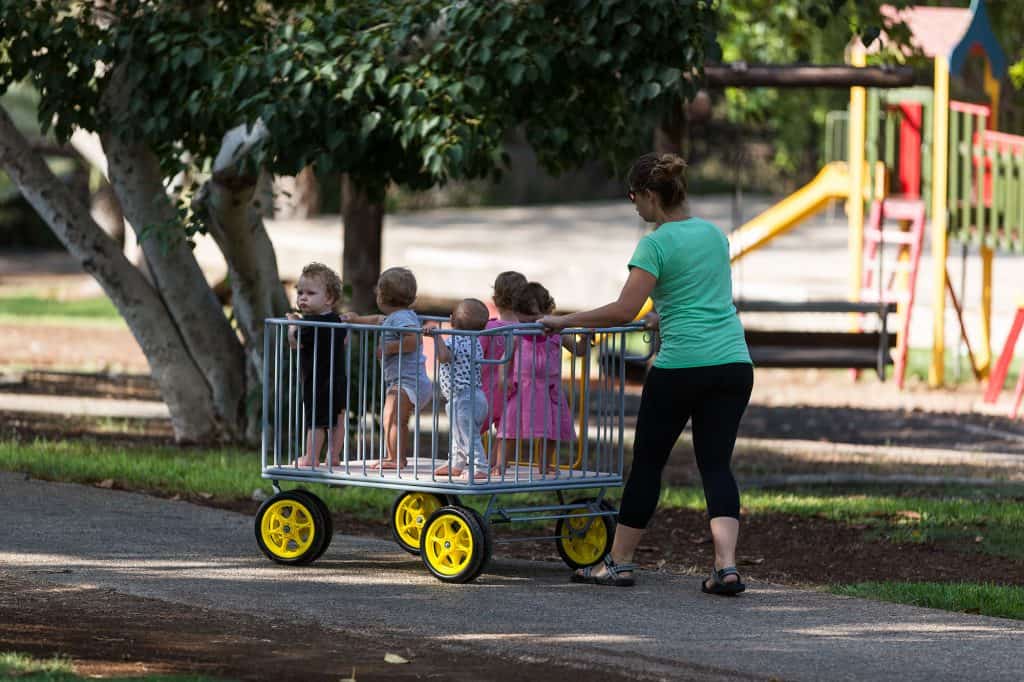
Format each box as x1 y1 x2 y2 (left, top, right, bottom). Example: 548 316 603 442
974 114 988 246
948 110 961 235
961 112 974 241
986 146 998 248
866 90 880 201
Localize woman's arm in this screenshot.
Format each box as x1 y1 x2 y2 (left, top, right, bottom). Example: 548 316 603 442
540 267 656 331
425 329 452 363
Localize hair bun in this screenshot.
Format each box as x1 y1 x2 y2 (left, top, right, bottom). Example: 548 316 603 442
654 154 687 180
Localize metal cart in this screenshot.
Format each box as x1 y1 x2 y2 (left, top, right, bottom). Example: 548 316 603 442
254 316 651 583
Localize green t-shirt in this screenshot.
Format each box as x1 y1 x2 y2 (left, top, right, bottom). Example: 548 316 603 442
628 218 751 369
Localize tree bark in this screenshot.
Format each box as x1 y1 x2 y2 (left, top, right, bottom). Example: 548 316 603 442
0 104 221 441
703 64 919 89
342 175 384 313
653 99 687 157
99 70 247 439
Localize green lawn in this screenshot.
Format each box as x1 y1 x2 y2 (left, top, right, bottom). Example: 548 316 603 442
832 582 1024 621
3 439 1022 551
0 294 124 326
0 652 228 681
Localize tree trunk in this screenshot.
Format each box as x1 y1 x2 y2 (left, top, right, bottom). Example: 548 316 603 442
90 179 125 246
100 69 247 440
0 105 221 442
197 167 290 443
341 174 384 313
654 99 688 157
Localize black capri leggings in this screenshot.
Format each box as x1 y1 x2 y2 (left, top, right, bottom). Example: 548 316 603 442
618 362 753 528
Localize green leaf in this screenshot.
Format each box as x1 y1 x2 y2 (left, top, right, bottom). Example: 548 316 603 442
446 144 463 165
466 75 485 93
184 47 202 67
361 111 382 135
507 63 525 85
373 66 388 86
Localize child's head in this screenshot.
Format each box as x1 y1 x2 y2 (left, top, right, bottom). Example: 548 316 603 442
511 281 555 319
492 271 528 312
296 262 343 314
451 298 489 331
376 267 417 310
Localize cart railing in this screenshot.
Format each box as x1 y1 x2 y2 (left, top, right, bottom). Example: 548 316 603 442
260 316 652 493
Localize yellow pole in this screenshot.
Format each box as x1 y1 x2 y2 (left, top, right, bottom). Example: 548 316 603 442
848 45 867 303
930 57 951 387
978 64 1001 378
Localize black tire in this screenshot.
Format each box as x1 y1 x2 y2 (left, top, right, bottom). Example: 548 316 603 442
464 507 493 582
254 490 327 565
420 505 488 584
555 498 617 569
293 488 334 561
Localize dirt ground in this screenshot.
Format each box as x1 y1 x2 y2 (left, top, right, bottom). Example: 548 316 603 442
0 573 643 682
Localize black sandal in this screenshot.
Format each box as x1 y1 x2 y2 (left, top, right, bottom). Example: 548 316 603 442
571 554 636 587
701 566 745 596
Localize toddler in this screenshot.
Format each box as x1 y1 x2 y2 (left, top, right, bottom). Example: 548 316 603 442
480 271 528 435
286 262 348 467
495 282 585 476
344 267 432 470
428 298 490 480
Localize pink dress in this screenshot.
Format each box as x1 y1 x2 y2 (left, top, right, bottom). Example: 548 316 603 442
496 333 575 441
479 319 515 432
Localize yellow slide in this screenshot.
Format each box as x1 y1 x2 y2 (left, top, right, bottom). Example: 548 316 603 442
727 161 851 263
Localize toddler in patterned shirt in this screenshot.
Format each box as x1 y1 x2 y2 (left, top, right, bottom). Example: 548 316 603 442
427 298 490 480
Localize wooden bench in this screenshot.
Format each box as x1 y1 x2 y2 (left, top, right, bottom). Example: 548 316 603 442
735 300 898 380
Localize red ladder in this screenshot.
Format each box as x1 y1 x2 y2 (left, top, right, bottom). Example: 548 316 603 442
983 299 1024 420
859 197 926 388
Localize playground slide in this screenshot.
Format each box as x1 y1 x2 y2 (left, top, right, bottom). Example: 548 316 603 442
728 161 851 263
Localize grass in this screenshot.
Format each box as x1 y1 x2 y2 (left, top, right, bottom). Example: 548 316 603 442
3 438 1022 550
0 652 228 681
0 294 124 327
906 347 1020 386
832 582 1024 621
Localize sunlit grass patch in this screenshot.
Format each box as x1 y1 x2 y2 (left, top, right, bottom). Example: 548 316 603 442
832 582 1024 621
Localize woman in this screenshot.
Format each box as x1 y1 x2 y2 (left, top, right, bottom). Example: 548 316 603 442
540 152 753 595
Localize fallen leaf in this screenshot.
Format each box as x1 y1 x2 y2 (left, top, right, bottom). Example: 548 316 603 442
339 666 357 682
198 492 213 499
688 536 713 545
169 494 181 501
738 557 765 566
895 510 922 521
384 653 409 665
974 535 984 543
95 479 114 489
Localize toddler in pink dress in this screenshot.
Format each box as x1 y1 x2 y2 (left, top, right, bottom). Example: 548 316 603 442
495 282 587 477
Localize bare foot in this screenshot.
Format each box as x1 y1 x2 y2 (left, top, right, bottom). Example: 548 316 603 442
459 470 489 481
489 466 505 477
371 459 402 471
292 456 314 467
434 464 456 476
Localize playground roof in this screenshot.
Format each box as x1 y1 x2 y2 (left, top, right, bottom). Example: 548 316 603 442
876 0 1007 79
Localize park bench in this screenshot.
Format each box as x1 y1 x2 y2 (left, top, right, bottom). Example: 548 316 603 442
735 299 898 380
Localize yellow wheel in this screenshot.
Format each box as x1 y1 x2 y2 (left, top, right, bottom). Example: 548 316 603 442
254 491 326 565
555 499 616 569
390 492 457 555
420 506 488 583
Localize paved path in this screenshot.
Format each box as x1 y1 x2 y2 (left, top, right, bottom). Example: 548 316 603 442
3 472 1022 682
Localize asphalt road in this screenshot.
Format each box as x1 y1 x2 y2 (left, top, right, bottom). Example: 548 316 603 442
3 472 1023 682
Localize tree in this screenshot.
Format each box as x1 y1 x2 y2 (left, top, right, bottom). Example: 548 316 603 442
0 0 718 442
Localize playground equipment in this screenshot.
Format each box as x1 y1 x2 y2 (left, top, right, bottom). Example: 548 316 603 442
254 316 650 583
984 298 1024 419
724 0 1023 388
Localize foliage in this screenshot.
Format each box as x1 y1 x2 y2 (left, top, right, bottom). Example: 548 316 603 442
714 0 912 175
832 582 1024 621
0 0 719 203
